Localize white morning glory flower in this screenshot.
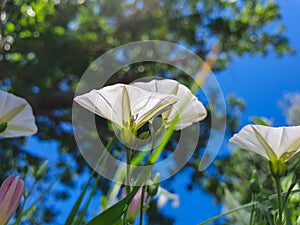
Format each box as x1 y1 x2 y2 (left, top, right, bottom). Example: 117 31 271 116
156 187 179 209
132 79 207 130
74 83 178 145
229 124 300 163
0 90 37 138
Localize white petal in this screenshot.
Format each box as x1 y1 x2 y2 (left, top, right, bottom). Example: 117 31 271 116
0 91 37 138
74 84 178 129
74 84 124 128
230 125 300 159
229 125 269 159
126 87 178 129
132 79 207 130
157 192 168 209
156 187 180 208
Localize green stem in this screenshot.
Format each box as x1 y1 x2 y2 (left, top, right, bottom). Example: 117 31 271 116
249 194 256 225
126 148 132 188
198 202 258 225
275 177 283 225
139 185 146 225
13 179 38 224
123 148 132 225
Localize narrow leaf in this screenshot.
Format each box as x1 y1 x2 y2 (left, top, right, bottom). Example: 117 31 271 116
86 186 140 225
74 175 101 225
197 202 258 225
65 138 114 225
64 171 95 225
86 167 150 225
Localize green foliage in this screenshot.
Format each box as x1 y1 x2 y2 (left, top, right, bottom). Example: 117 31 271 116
202 149 300 224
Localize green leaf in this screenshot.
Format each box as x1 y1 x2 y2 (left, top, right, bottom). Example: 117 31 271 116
86 167 150 225
64 170 95 225
64 138 114 225
113 219 123 225
74 175 101 225
86 186 140 225
197 201 258 225
252 127 277 162
100 196 108 210
250 117 272 126
36 160 48 180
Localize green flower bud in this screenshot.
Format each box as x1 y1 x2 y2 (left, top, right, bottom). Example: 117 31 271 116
147 173 160 197
148 183 159 196
249 178 260 194
249 170 260 194
36 161 48 180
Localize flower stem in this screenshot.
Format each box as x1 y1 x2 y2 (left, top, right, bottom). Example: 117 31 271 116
275 177 283 225
126 148 132 190
123 148 132 225
249 194 256 225
139 185 146 225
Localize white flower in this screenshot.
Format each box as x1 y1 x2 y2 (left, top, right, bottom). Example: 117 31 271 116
132 79 207 130
74 83 178 144
229 124 300 162
156 187 179 208
0 91 37 138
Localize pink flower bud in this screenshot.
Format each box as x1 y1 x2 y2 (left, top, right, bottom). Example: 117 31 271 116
0 176 24 225
123 187 148 223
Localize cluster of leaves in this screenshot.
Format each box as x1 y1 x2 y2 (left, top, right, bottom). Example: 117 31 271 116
0 0 294 224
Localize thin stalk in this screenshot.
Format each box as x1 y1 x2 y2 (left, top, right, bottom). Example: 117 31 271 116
13 179 38 224
126 148 132 190
13 177 57 225
282 180 297 210
249 194 256 225
139 186 146 225
275 177 283 225
123 148 132 225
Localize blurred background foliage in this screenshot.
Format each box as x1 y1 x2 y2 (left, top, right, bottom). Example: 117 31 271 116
0 0 297 224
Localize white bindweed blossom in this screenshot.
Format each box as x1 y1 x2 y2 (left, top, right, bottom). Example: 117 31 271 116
0 90 37 138
74 83 178 144
229 124 300 162
132 79 207 130
156 187 179 209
